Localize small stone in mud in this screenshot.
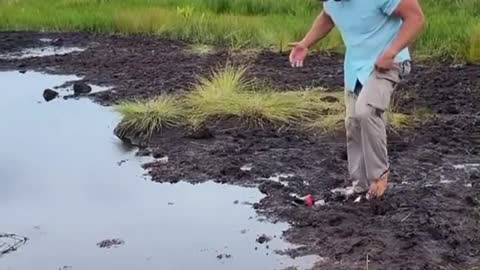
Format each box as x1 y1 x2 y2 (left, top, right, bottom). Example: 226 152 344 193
256 234 271 244
43 89 59 102
73 82 92 96
136 148 152 156
255 247 258 250
465 196 479 206
151 152 163 159
470 171 480 180
168 202 174 206
233 200 239 204
240 229 248 234
216 254 223 259
96 238 125 248
59 266 72 270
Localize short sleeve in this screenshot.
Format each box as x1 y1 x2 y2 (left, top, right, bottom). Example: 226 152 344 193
377 0 401 15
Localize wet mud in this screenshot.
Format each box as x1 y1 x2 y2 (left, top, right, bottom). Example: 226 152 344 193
1 31 480 270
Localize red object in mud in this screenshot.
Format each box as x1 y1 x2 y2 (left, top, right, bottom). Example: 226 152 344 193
304 194 314 206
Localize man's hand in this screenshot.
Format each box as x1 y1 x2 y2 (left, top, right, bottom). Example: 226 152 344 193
374 49 395 73
288 10 335 68
289 42 308 68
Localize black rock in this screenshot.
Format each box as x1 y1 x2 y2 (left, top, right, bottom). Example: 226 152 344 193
19 70 27 74
43 89 59 102
256 234 271 244
73 82 92 96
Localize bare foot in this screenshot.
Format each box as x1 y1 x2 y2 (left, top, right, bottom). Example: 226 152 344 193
368 170 389 199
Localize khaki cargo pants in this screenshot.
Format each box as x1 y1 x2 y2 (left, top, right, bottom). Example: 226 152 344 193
345 62 411 193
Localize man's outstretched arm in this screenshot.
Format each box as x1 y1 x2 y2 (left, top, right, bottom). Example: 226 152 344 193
296 10 335 49
289 10 335 67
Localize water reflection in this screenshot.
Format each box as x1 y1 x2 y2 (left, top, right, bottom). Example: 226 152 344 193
0 71 318 270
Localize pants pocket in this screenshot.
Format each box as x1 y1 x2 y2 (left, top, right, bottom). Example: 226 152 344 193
375 65 400 86
366 71 398 111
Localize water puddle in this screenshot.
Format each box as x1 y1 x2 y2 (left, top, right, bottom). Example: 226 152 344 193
0 71 319 270
0 47 85 60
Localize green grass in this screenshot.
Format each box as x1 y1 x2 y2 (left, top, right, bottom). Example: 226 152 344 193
114 66 426 137
184 66 342 128
114 95 184 138
0 0 478 59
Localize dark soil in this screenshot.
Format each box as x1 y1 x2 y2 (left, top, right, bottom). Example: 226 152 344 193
1 31 480 270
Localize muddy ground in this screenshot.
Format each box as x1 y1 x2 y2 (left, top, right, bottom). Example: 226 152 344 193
1 31 480 270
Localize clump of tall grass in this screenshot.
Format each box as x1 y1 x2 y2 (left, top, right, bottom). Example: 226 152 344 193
115 66 347 137
184 66 342 128
114 95 184 138
114 66 429 138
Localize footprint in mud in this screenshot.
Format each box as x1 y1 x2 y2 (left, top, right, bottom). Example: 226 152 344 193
96 238 125 249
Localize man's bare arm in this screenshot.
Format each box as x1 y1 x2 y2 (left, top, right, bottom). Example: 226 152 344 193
297 10 335 49
385 0 425 56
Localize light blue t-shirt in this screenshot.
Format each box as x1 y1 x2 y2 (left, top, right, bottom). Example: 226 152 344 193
323 0 410 92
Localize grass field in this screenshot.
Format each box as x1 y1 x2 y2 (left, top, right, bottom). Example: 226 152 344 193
0 0 479 61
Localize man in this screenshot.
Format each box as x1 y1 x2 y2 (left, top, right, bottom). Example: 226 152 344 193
289 0 425 199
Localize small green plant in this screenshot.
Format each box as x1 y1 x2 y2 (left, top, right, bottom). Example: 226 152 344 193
114 95 185 138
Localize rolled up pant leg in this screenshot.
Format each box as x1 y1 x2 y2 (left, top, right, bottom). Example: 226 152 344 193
345 88 369 193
